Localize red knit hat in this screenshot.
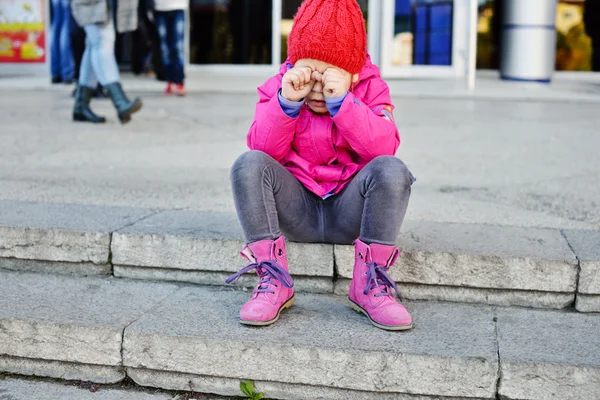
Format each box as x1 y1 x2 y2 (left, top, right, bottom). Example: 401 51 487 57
287 0 367 74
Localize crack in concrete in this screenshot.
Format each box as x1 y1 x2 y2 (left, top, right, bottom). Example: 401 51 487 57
108 210 168 276
560 230 582 309
108 233 114 275
113 210 167 234
493 309 504 400
0 243 37 251
118 285 182 376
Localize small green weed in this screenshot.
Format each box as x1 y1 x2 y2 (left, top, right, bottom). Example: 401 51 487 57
239 380 264 400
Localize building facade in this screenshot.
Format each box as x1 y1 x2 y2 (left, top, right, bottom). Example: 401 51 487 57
0 0 594 78
187 0 471 79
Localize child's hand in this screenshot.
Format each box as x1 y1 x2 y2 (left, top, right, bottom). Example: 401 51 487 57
281 67 315 102
322 68 352 98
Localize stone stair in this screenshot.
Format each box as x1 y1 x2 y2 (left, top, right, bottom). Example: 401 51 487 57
1 199 600 399
1 269 599 399
1 200 598 312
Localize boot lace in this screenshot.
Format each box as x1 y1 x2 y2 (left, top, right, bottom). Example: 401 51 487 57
364 262 403 301
226 260 294 295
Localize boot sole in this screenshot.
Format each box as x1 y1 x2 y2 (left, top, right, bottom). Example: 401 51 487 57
118 100 143 124
239 296 295 327
348 298 413 331
73 114 106 123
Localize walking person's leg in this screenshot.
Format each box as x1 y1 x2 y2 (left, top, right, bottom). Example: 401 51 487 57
83 15 142 123
70 17 85 82
325 156 415 331
50 0 63 82
73 37 106 123
227 150 323 326
59 0 75 83
172 10 186 94
155 11 173 93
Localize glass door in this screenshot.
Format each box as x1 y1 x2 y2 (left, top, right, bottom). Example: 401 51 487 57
379 0 469 78
189 0 273 65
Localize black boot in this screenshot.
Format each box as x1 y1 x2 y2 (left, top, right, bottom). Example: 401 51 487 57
73 86 106 123
104 82 142 124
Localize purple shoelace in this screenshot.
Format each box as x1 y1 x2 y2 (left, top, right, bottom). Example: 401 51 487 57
226 260 294 294
364 262 403 301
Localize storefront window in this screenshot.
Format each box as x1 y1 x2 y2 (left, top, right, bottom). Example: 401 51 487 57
477 0 594 71
280 0 368 65
556 0 592 71
393 0 453 66
189 0 272 64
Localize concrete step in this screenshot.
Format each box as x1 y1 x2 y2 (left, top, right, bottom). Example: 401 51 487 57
1 200 599 311
0 376 232 400
0 269 599 400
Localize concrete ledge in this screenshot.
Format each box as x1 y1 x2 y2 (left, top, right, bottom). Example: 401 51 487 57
0 376 179 400
128 368 487 400
497 307 600 400
336 221 578 293
0 356 125 384
114 266 333 294
0 200 155 266
111 210 333 277
563 229 600 291
575 294 600 313
0 226 110 265
500 363 600 400
563 230 600 312
3 271 600 400
333 279 574 309
0 270 179 367
1 200 594 311
0 258 111 276
123 288 498 398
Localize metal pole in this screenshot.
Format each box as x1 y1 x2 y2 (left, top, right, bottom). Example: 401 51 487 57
272 0 282 66
467 0 478 90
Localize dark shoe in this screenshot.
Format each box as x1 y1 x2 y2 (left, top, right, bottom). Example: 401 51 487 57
51 77 62 84
73 86 106 123
63 79 74 85
104 82 142 124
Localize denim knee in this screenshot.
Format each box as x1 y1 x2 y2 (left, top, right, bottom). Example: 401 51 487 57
85 24 114 55
230 150 273 183
363 156 414 192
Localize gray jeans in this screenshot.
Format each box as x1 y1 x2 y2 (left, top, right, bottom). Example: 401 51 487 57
230 151 414 246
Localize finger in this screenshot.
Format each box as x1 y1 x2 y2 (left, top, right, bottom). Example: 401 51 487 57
288 71 303 90
323 68 338 78
311 71 323 82
295 67 312 84
322 74 339 86
323 81 335 94
304 67 314 84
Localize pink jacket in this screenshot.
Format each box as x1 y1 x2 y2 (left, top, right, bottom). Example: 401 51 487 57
247 56 400 197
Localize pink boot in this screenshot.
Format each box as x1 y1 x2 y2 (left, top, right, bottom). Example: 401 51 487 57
226 236 295 326
348 239 413 331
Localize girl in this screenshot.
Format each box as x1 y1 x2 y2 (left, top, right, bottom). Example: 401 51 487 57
226 0 414 331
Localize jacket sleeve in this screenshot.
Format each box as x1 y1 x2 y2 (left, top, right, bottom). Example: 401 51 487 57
247 75 298 162
332 77 400 161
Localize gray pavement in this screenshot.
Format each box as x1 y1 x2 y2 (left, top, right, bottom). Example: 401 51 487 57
0 78 599 231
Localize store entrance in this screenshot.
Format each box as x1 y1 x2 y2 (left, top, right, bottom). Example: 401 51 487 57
189 0 273 65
